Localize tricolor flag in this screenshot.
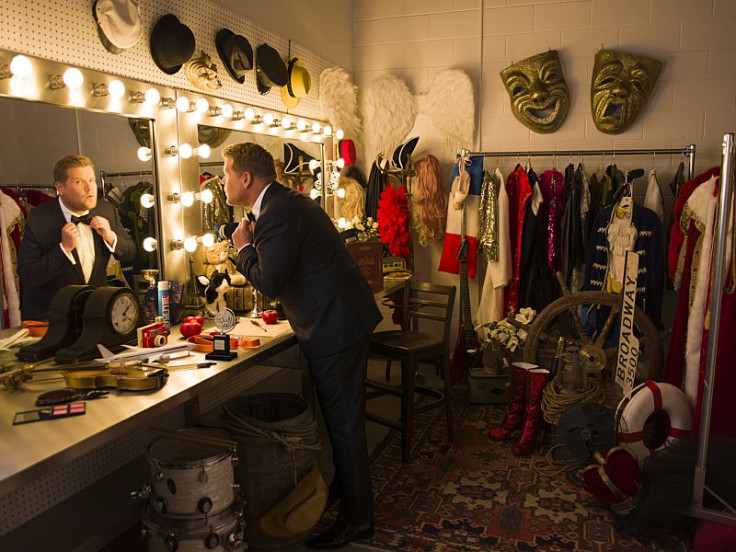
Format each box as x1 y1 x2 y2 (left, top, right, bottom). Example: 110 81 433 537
438 154 482 278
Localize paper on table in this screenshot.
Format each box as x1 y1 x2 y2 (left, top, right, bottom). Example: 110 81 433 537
233 318 292 338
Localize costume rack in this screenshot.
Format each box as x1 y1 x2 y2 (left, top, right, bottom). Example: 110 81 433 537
469 144 697 181
693 132 736 527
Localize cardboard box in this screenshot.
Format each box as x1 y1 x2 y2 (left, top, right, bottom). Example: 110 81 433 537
346 241 384 293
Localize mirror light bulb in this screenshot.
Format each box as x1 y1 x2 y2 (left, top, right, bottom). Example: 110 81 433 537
323 125 333 137
312 123 321 134
336 158 346 169
140 193 155 208
244 107 255 122
308 159 321 172
338 217 347 228
281 116 293 129
201 233 215 248
263 113 274 126
183 237 198 253
108 79 125 98
144 88 160 106
176 96 190 112
336 129 345 140
10 55 32 79
200 189 214 204
336 188 346 199
198 144 211 159
195 98 209 113
309 188 320 200
296 119 308 131
178 143 193 159
221 104 233 118
62 68 84 89
180 191 194 207
143 237 157 252
137 147 152 162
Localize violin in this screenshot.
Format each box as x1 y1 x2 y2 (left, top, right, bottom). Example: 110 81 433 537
62 363 168 391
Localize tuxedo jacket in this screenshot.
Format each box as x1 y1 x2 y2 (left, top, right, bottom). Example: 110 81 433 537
18 198 136 321
237 183 382 358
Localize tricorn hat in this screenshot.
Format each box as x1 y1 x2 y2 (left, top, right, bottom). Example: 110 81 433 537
149 14 195 75
215 28 253 84
281 56 311 109
93 0 142 55
392 136 419 169
255 43 288 95
284 143 316 174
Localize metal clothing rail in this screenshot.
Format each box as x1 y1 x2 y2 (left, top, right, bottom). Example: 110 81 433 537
692 132 736 527
0 184 55 190
99 170 153 178
468 144 697 180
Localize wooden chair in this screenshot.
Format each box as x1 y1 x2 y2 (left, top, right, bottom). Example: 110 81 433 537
366 281 456 463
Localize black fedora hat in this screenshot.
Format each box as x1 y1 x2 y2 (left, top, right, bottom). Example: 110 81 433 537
150 14 195 75
215 28 253 84
255 43 288 95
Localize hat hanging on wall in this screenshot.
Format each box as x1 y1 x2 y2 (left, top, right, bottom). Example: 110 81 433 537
149 14 196 75
215 28 253 84
281 56 311 109
93 0 142 54
339 139 356 166
392 136 419 170
283 143 316 174
255 43 288 95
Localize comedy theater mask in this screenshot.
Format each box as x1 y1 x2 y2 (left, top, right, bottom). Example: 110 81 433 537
591 49 663 134
500 50 570 134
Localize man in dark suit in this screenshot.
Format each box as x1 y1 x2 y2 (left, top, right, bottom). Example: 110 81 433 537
224 143 382 549
18 154 136 320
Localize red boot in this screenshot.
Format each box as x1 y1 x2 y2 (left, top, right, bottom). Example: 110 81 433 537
488 362 535 440
513 368 550 456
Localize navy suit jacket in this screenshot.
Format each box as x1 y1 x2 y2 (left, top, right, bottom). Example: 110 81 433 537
237 183 382 358
18 198 136 321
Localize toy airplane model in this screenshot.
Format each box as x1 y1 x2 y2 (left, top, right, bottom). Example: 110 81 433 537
96 342 195 363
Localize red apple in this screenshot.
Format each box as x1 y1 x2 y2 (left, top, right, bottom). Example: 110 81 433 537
184 315 205 327
180 321 203 337
262 310 278 324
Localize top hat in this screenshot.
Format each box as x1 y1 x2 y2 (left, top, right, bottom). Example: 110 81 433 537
392 136 419 169
149 14 196 75
215 28 253 84
93 0 142 55
255 43 288 96
281 56 311 109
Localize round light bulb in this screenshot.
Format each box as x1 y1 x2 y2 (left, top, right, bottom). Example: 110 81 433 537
142 237 158 252
178 143 193 159
312 123 321 134
144 88 161 106
221 104 233 118
180 191 195 207
263 113 274 126
140 193 155 208
296 119 308 131
62 68 84 90
323 125 333 137
108 79 125 99
308 159 321 172
309 188 320 200
244 107 255 122
137 147 152 162
336 129 345 140
336 158 346 169
195 98 209 113
336 188 346 199
198 144 211 159
200 189 214 204
281 116 292 129
183 237 198 253
10 55 32 79
175 96 190 112
201 233 215 248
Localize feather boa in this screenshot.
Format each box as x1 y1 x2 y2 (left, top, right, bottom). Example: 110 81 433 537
365 75 416 160
377 184 410 260
319 67 362 138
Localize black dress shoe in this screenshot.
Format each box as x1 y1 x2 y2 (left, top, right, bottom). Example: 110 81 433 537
305 521 375 550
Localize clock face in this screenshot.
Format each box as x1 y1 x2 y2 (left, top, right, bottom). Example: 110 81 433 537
110 292 139 335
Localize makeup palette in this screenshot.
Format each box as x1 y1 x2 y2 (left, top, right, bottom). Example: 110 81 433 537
13 402 86 425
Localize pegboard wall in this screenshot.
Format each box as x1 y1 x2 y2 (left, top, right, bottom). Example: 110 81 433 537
0 0 332 120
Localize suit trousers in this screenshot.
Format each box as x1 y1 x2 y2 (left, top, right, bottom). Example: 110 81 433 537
309 336 374 525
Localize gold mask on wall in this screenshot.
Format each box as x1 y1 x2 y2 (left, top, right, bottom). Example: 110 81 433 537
500 50 570 134
184 51 223 92
591 49 663 134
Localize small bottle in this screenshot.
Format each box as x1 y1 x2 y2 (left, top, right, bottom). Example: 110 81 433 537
157 281 171 332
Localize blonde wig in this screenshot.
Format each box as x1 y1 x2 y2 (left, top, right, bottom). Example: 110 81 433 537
412 154 447 245
339 177 366 221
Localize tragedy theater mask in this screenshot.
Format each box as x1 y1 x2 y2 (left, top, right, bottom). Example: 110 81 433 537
591 49 663 134
500 50 570 134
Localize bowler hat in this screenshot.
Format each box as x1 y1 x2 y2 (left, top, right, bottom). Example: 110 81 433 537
281 56 311 109
93 0 142 54
255 43 288 95
149 14 195 75
215 28 253 84
260 464 328 538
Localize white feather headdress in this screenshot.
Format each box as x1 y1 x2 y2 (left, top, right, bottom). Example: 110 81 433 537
364 74 417 160
319 67 362 138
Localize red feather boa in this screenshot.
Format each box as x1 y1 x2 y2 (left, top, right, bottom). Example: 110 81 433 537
377 184 410 260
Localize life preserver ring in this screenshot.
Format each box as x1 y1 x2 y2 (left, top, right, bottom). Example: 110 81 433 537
615 380 693 464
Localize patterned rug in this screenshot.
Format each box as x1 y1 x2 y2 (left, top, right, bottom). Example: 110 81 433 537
323 391 692 552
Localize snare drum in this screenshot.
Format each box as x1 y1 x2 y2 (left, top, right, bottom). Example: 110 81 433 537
146 429 238 517
142 499 245 552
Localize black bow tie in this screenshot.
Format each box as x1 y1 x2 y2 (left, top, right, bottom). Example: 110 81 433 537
246 211 256 222
71 214 92 225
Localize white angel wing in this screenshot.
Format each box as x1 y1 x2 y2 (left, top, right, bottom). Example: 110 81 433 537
417 69 475 150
